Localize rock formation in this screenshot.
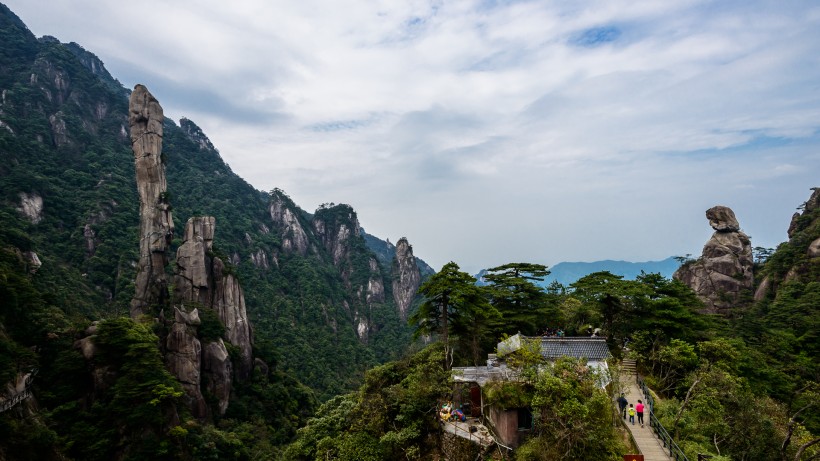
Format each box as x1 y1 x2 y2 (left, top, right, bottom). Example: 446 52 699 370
798 188 820 258
17 192 43 224
202 339 232 415
392 237 422 320
165 306 207 418
757 187 820 300
313 205 360 268
174 217 254 382
174 216 215 307
126 86 254 418
674 206 753 314
269 191 309 255
129 84 173 319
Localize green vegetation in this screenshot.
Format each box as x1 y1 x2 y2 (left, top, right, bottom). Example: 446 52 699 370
284 344 451 460
0 3 817 459
519 357 626 460
0 5 417 459
409 262 497 368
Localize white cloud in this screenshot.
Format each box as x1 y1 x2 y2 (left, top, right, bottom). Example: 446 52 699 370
5 0 820 273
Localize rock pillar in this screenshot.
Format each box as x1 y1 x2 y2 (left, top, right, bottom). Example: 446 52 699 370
129 84 173 318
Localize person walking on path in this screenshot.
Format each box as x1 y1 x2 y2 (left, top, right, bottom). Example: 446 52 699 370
617 393 628 420
628 404 636 425
636 399 645 427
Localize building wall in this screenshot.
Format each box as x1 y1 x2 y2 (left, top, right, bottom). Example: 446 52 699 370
488 405 519 447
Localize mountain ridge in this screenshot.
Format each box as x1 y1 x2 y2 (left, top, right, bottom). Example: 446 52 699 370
476 256 681 286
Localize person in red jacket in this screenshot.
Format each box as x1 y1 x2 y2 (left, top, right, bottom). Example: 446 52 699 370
636 400 645 427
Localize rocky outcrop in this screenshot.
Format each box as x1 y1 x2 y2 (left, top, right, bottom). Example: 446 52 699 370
174 217 254 382
313 204 360 267
674 206 753 314
793 188 820 258
72 323 117 399
174 217 215 306
129 84 173 319
23 251 41 274
165 308 207 419
210 259 253 380
180 117 216 151
48 111 68 146
365 257 385 304
17 192 43 224
392 237 422 320
269 192 309 255
809 238 820 258
201 339 232 416
755 188 820 302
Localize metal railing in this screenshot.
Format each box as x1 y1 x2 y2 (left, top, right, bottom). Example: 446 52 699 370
0 369 38 414
636 373 689 461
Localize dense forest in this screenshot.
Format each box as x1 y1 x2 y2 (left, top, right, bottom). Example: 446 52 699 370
0 2 818 460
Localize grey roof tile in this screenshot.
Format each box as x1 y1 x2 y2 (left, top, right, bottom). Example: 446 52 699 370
538 337 609 361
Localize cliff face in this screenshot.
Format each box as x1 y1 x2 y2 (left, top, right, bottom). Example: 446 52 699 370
313 204 360 269
127 88 254 418
790 187 820 257
269 190 309 256
165 306 206 418
674 206 754 314
311 204 390 341
129 84 173 319
392 237 421 320
171 216 254 414
755 187 820 301
209 256 253 380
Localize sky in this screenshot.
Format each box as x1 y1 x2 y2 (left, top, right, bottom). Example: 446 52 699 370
6 0 820 274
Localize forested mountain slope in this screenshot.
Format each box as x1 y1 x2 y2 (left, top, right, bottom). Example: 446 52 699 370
0 6 430 457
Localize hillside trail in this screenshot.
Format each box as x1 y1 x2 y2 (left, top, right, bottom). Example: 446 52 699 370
618 359 674 461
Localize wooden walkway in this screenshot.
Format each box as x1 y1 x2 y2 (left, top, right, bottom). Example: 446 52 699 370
619 360 673 461
0 369 37 414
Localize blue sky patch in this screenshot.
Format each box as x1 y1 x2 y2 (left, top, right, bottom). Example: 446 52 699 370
571 26 621 47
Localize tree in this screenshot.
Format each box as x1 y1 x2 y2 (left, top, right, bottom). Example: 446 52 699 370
409 262 494 369
517 356 626 460
483 262 552 336
570 271 645 341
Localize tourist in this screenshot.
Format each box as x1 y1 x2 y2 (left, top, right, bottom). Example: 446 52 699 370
636 399 645 427
617 393 628 419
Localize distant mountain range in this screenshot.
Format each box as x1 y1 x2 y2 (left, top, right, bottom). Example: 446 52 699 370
476 257 682 287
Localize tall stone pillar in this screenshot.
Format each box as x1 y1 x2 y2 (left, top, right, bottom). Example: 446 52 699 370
129 84 174 318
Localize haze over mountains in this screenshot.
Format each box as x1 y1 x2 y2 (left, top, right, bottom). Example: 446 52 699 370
476 257 682 287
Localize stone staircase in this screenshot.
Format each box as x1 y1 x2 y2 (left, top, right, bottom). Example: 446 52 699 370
622 358 637 375
619 360 674 461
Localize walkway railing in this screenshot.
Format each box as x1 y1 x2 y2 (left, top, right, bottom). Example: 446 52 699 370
637 373 689 461
0 369 38 414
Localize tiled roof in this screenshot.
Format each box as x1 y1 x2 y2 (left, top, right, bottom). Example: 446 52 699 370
538 337 610 361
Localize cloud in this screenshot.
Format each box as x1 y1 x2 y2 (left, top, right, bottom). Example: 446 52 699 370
5 0 820 273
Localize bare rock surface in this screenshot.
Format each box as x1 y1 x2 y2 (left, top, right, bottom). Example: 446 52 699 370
174 216 215 305
211 259 253 380
129 84 173 318
166 321 207 418
269 193 309 255
202 339 232 415
674 206 753 314
392 237 421 320
17 192 43 224
175 217 254 381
